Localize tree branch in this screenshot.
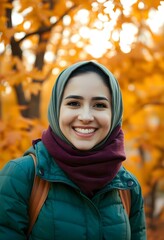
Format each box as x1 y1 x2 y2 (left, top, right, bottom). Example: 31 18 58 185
123 98 164 124
17 5 77 44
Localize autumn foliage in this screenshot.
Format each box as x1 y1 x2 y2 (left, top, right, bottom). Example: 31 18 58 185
0 0 164 238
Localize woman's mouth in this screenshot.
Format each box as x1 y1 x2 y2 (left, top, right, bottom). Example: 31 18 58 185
74 127 96 134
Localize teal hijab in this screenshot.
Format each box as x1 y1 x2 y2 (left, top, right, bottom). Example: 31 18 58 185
48 60 123 148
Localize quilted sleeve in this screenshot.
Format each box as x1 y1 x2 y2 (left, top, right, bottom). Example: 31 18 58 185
0 157 34 240
129 182 147 240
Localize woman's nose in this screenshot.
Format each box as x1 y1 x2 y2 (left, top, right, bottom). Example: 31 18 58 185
78 108 94 122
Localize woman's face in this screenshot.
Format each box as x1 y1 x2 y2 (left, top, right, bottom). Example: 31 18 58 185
59 72 112 150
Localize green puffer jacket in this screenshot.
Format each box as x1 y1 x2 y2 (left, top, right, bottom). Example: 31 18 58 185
0 141 146 240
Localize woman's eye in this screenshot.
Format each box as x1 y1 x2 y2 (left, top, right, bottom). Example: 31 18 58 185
94 103 107 108
67 101 80 107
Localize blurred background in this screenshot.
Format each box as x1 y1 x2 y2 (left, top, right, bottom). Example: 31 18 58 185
0 0 164 238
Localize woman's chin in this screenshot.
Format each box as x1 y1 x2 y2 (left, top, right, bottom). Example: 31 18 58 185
72 142 95 151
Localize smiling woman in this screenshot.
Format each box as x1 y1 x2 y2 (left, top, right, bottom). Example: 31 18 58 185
0 61 146 240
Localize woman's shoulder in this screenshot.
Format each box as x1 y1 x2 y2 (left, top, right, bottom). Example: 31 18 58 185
113 166 143 197
118 167 143 198
0 150 35 185
0 152 36 207
112 166 139 188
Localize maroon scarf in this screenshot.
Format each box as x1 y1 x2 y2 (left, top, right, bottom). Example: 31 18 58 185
41 126 126 197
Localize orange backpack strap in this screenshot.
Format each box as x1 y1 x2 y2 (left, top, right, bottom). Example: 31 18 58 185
27 153 50 237
118 189 131 217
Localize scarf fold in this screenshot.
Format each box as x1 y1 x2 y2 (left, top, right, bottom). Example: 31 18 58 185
41 125 126 198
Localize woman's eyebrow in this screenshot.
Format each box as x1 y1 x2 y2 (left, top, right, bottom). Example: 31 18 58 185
65 95 109 102
65 95 83 100
92 96 109 102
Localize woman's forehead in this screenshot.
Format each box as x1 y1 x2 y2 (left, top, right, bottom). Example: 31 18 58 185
61 72 111 104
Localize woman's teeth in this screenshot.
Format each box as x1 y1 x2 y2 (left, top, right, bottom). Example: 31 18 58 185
74 128 95 134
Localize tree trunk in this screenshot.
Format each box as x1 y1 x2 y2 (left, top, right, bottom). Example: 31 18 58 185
6 2 30 117
28 34 47 118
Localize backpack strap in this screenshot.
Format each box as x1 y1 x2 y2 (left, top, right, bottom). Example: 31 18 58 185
27 153 50 237
118 189 131 217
